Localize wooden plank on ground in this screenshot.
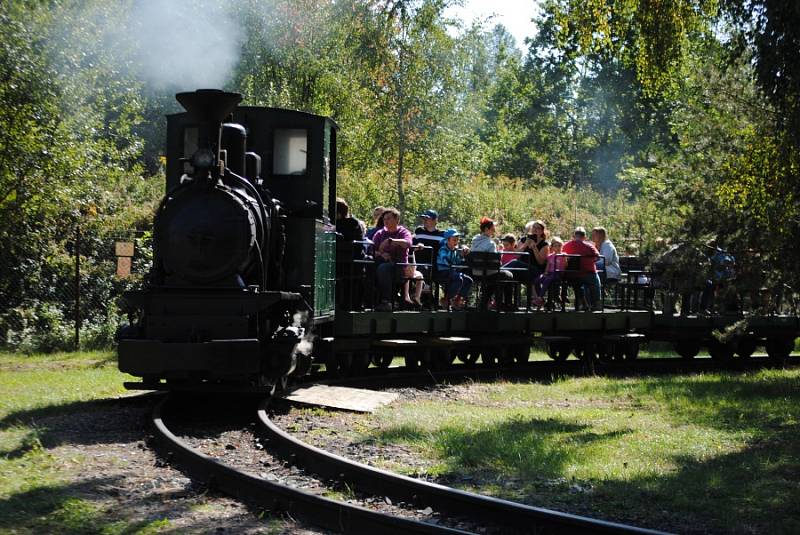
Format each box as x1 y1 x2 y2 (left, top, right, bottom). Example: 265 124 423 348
284 385 399 413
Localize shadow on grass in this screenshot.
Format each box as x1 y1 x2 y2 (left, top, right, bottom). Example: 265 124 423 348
374 415 631 479
0 474 280 535
587 371 800 435
590 427 800 533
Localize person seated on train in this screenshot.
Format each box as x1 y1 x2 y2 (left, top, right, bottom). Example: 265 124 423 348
372 207 413 311
500 234 518 265
413 209 445 247
365 206 386 240
335 198 367 309
470 217 514 310
532 236 565 307
402 255 425 308
701 240 736 312
516 220 550 278
335 197 365 256
562 226 602 311
436 229 472 310
592 226 620 294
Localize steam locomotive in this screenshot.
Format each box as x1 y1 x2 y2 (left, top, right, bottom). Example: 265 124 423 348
118 89 798 393
118 89 337 393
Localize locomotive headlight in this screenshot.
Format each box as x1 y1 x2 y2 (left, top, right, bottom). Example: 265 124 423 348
191 148 215 169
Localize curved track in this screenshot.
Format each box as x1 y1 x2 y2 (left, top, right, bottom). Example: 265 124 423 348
152 394 670 534
151 395 470 534
256 400 667 535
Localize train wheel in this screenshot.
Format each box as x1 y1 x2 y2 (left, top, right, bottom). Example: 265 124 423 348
348 351 371 374
596 342 615 363
455 349 479 366
496 346 515 367
708 339 735 361
621 340 640 361
480 351 497 367
735 338 758 359
404 353 421 371
547 341 572 362
675 339 701 360
766 337 794 365
327 353 351 377
576 341 598 362
513 345 531 364
430 348 454 370
371 353 393 369
293 353 313 377
258 375 278 396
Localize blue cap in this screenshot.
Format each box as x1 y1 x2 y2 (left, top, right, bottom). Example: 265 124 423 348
419 209 438 219
442 228 460 240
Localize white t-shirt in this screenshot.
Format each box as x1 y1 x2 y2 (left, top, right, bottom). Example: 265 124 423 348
599 240 621 280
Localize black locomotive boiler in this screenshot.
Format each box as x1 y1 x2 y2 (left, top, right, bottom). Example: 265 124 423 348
118 89 337 392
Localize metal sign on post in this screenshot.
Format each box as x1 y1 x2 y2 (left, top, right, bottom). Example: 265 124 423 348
115 241 134 278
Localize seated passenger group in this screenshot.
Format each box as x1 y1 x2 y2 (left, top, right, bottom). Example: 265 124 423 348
339 198 621 312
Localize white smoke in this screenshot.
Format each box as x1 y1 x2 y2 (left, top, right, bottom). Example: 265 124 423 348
291 311 315 358
128 0 244 91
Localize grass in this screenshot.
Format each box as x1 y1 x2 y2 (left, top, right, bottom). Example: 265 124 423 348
363 369 800 533
0 350 152 535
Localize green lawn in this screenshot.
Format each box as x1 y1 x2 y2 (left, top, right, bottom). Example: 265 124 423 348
363 370 800 533
0 350 160 535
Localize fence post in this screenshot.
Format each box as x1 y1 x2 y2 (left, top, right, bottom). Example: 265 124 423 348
75 223 81 350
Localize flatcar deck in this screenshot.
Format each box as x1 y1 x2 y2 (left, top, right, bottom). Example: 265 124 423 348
335 308 652 336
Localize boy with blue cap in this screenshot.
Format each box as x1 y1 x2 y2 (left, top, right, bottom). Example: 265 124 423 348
435 229 472 310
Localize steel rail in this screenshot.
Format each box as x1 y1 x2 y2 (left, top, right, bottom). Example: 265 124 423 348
256 400 670 535
150 395 471 534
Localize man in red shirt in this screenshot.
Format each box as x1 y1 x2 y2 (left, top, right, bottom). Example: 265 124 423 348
562 226 602 310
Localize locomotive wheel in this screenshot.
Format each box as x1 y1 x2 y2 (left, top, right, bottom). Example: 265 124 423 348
257 375 278 396
278 375 289 393
546 341 572 362
708 339 735 361
293 353 313 377
766 337 794 365
675 339 701 360
455 349 480 366
371 353 394 369
735 338 758 359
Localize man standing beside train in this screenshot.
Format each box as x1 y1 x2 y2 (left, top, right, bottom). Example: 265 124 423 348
372 207 413 311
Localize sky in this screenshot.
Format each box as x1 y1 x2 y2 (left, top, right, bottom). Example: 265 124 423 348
444 0 540 48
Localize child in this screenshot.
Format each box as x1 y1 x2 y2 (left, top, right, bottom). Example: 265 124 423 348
403 250 425 307
500 234 517 265
533 236 564 307
435 229 473 310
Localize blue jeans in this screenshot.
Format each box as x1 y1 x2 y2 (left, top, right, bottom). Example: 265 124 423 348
573 272 601 308
436 270 473 298
376 262 401 302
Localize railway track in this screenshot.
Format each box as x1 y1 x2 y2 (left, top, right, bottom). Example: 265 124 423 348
152 393 669 534
256 399 666 534
149 356 798 533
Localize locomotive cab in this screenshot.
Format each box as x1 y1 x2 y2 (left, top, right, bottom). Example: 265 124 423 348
118 90 337 391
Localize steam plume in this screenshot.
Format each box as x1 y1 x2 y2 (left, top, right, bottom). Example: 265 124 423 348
129 0 243 90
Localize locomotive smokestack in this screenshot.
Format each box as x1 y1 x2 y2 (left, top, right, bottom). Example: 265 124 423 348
175 89 242 179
